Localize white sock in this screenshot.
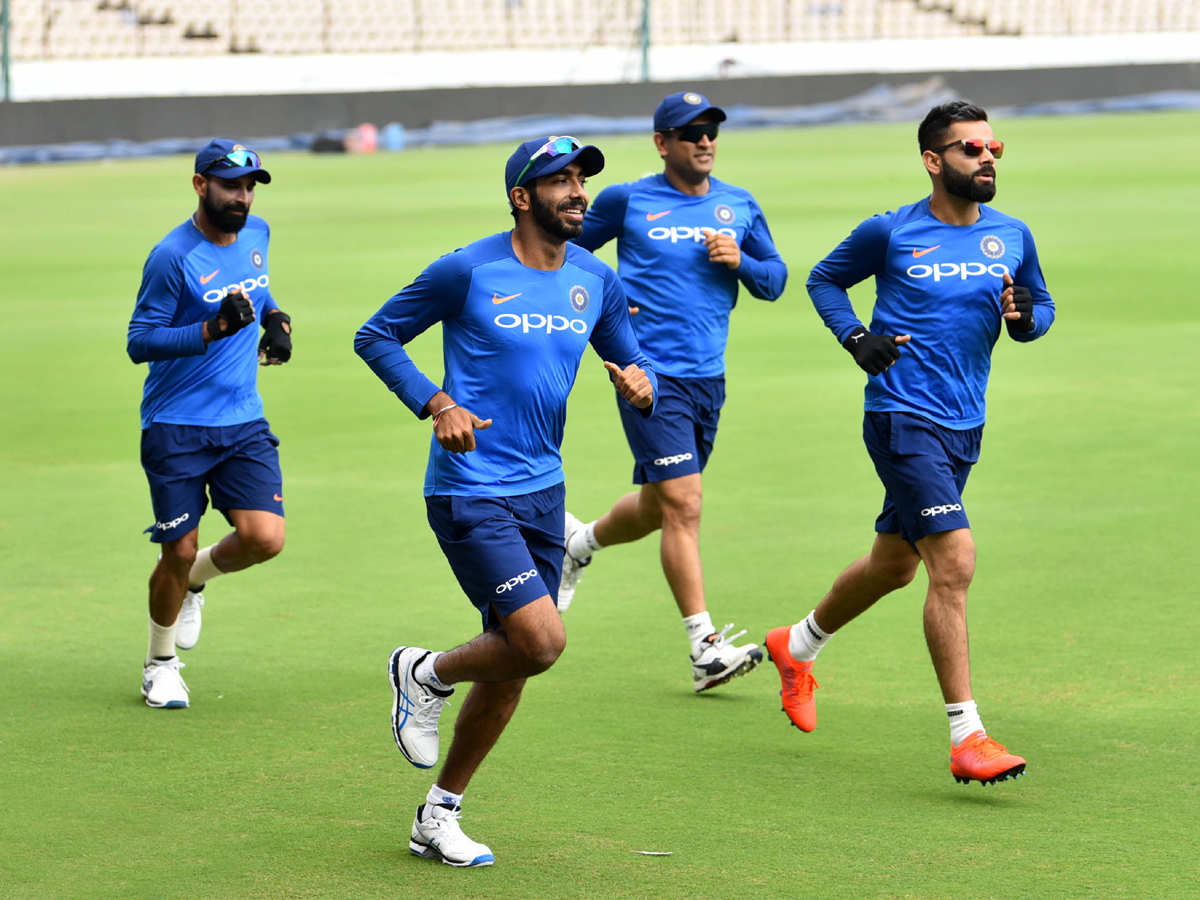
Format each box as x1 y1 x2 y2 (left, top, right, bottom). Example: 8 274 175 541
788 611 833 662
146 615 177 664
188 545 225 590
425 783 463 814
415 650 452 694
567 520 603 560
947 700 985 746
683 611 715 656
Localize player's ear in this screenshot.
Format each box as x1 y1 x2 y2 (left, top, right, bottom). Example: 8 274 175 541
653 131 670 159
921 150 942 178
510 185 531 213
192 173 208 198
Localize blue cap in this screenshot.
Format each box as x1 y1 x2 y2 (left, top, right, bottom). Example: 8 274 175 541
653 91 727 132
194 138 272 184
505 136 604 204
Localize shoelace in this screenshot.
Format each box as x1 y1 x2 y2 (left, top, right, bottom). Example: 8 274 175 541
425 804 465 836
151 658 189 693
707 623 748 648
178 593 205 626
414 692 449 736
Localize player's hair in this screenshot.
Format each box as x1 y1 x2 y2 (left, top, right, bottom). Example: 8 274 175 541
918 101 990 152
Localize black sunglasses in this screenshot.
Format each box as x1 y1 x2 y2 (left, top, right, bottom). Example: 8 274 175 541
666 122 720 143
931 138 1004 159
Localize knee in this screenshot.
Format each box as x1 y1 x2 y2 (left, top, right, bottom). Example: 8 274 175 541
160 539 197 572
241 528 285 563
928 560 973 596
658 489 702 529
516 628 566 674
880 557 920 592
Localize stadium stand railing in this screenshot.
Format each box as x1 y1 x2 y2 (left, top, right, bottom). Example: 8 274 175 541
10 0 1200 59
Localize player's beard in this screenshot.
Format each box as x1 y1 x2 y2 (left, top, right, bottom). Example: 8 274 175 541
202 191 250 234
530 186 587 241
942 161 997 203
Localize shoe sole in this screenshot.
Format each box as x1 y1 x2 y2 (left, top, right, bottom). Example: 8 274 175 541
409 838 494 867
389 647 434 770
141 686 188 709
693 647 764 692
953 764 1026 786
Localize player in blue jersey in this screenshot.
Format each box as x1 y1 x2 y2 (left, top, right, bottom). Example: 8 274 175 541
559 91 788 691
355 136 656 867
764 102 1054 785
128 140 293 710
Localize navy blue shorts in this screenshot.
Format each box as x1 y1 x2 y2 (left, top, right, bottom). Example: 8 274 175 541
141 419 284 544
863 412 982 545
425 483 565 633
617 374 725 485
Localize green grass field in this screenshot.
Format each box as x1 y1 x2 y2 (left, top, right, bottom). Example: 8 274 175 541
1 111 1197 899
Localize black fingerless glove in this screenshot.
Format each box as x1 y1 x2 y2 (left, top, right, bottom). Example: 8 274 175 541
206 289 255 340
259 310 292 362
843 327 902 376
1006 285 1035 334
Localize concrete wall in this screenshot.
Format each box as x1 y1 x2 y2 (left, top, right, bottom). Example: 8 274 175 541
1 62 1198 147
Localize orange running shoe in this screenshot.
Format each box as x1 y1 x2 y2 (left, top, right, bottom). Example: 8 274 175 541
950 731 1027 785
764 626 819 732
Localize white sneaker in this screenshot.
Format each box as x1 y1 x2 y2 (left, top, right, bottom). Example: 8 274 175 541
142 657 190 708
557 511 591 612
175 587 205 651
691 623 764 692
389 647 452 769
410 803 495 867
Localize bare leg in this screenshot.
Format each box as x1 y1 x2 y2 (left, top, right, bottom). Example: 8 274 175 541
593 475 706 618
812 532 921 634
206 509 285 574
149 528 199 627
913 528 976 704
432 596 566 793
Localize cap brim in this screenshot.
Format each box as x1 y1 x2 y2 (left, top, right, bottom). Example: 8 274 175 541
661 103 728 130
537 145 605 181
205 165 272 184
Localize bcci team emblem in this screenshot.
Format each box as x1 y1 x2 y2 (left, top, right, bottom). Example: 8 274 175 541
569 284 589 313
250 248 265 270
980 235 1005 259
683 92 703 105
714 204 736 225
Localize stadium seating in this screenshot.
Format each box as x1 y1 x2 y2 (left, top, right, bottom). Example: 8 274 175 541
9 0 1200 59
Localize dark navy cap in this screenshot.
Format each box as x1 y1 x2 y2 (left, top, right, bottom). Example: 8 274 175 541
653 91 727 132
194 139 272 184
505 136 604 204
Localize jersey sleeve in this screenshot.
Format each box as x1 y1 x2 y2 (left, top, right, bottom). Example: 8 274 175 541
1008 224 1055 342
354 252 471 418
806 214 892 344
574 183 631 253
259 223 279 315
127 246 206 364
588 268 659 417
735 198 788 301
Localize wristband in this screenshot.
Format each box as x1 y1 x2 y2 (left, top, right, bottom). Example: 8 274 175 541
432 403 458 427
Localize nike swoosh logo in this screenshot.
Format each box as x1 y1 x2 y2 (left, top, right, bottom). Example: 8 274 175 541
199 269 219 284
646 211 672 221
274 494 284 502
912 246 940 258
492 293 522 304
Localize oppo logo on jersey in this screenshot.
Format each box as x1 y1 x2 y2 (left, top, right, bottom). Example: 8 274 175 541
906 262 1010 282
494 312 588 335
203 274 271 303
647 225 737 243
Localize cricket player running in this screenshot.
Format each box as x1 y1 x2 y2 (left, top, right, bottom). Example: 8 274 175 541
355 137 656 866
560 91 788 692
765 102 1054 785
127 140 293 709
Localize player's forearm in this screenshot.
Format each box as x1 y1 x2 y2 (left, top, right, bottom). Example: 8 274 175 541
806 278 864 344
1007 299 1055 342
127 322 207 363
737 253 788 301
354 330 441 417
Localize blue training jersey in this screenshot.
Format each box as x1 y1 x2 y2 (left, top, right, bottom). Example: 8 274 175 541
355 231 658 498
127 215 278 430
807 198 1055 430
574 174 787 379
